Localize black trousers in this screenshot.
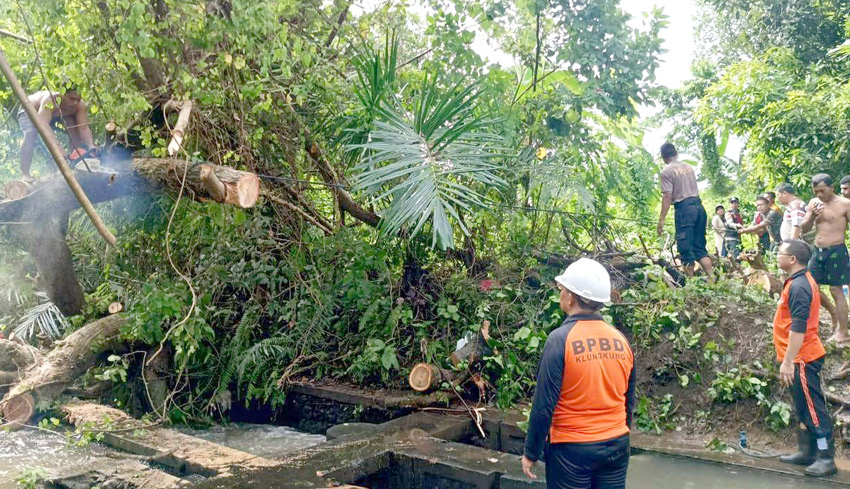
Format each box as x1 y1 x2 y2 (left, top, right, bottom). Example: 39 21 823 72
545 435 629 489
790 358 833 441
673 197 709 265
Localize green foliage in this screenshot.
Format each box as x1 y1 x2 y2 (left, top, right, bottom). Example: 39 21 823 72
15 467 47 489
635 394 676 434
66 421 107 447
708 368 769 403
94 354 130 383
765 400 793 431
697 0 849 65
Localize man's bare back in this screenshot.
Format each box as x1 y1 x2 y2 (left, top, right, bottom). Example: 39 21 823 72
28 91 61 117
806 195 850 247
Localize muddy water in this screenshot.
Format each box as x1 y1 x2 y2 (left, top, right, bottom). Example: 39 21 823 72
0 429 110 489
177 423 326 458
627 453 841 488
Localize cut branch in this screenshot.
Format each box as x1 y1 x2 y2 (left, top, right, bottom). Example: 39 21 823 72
284 104 380 227
200 165 227 202
165 100 193 156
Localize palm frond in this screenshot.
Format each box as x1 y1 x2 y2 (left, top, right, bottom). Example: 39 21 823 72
350 77 509 249
14 292 68 341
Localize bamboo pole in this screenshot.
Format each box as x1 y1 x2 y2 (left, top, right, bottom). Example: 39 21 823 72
0 29 31 44
0 48 115 245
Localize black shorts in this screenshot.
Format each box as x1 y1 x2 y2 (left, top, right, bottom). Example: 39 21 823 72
790 358 832 440
545 435 630 489
809 243 850 286
673 197 709 265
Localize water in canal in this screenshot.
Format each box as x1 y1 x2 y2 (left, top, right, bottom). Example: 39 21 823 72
0 429 110 489
0 426 843 488
627 452 842 488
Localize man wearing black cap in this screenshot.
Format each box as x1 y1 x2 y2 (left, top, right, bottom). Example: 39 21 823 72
657 143 713 279
727 197 744 227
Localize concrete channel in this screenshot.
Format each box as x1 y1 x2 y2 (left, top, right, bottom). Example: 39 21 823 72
43 383 850 488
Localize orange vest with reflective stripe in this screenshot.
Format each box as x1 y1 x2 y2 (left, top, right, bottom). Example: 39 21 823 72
773 271 824 363
550 319 634 443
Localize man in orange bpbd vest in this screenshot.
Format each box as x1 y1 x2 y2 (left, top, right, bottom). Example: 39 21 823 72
522 258 635 488
775 240 836 477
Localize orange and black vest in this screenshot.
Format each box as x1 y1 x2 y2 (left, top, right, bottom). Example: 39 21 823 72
523 314 635 462
773 269 825 363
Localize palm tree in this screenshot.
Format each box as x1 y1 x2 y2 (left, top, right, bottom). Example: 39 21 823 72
346 37 508 250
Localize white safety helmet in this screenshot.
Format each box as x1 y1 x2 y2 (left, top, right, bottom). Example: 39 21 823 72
554 257 611 303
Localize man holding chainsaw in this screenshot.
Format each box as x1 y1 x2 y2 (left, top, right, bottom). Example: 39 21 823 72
17 83 96 180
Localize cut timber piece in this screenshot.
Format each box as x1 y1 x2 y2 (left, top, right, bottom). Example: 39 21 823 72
409 363 446 392
108 301 123 314
1 315 126 427
62 401 279 475
132 157 259 207
747 270 783 295
450 320 492 367
4 180 30 200
1 392 33 427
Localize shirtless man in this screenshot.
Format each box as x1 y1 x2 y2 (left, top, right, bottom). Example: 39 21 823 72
17 85 94 179
802 174 850 343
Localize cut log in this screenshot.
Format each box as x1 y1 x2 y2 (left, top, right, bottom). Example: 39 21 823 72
450 320 492 367
1 315 126 427
409 363 446 392
746 270 782 295
132 157 259 208
4 179 30 200
0 157 260 222
108 301 124 314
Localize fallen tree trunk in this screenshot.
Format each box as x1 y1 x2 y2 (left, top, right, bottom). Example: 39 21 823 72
1 314 126 427
0 158 260 314
0 157 260 221
132 157 259 208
